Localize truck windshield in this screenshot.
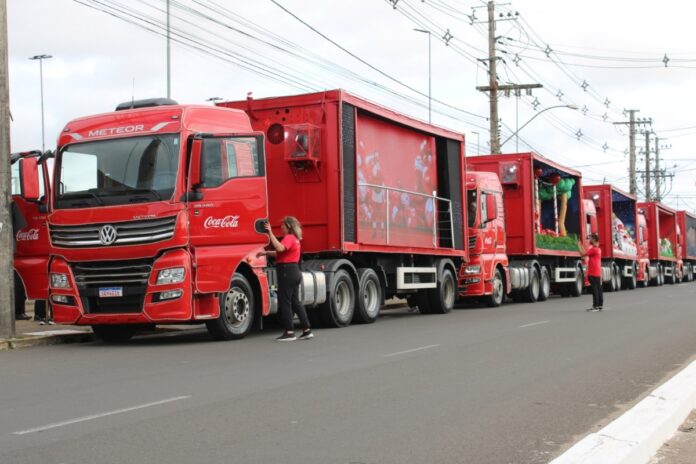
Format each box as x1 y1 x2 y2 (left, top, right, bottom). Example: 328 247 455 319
55 134 180 209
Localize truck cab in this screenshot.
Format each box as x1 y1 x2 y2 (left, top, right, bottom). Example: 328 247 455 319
21 99 272 341
459 171 510 307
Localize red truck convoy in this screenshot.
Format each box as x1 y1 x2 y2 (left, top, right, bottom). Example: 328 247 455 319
20 91 468 341
10 151 52 313
636 201 683 285
462 152 587 306
583 184 645 290
676 210 696 282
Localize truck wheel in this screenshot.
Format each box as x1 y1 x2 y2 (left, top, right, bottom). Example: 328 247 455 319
206 273 255 340
614 264 623 291
524 267 540 303
657 265 664 286
319 269 355 327
484 269 505 307
92 325 137 343
427 267 456 313
569 267 583 297
604 264 617 292
353 268 382 324
626 264 637 290
538 267 550 302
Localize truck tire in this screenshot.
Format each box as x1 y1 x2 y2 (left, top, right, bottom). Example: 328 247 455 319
426 267 456 314
604 263 617 292
657 265 664 286
484 268 505 307
92 325 137 343
353 268 382 324
569 266 583 297
523 267 540 303
319 269 355 327
538 267 550 302
206 273 255 341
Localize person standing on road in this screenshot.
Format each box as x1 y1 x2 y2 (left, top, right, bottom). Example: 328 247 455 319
258 216 313 341
578 233 603 311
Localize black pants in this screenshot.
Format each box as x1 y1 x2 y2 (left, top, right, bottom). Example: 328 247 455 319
14 273 26 316
277 263 310 331
589 276 603 308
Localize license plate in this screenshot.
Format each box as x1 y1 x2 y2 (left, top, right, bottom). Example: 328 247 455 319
99 287 123 298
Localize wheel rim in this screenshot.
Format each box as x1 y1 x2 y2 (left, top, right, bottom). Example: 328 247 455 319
443 274 455 309
531 274 540 299
224 287 250 328
362 279 380 316
493 275 504 304
335 280 352 318
542 272 550 297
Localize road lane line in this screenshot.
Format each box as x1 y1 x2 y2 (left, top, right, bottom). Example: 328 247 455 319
12 395 191 435
518 320 549 329
383 344 440 357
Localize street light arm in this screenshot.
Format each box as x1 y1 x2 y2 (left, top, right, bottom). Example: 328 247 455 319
500 104 578 148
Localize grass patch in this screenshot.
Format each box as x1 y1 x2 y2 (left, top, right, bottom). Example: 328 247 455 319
536 233 580 252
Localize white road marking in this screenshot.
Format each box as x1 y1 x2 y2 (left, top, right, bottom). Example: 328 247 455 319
12 396 191 435
518 320 549 329
383 344 440 357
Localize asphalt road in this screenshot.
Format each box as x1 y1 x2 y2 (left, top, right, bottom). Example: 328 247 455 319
2 283 696 464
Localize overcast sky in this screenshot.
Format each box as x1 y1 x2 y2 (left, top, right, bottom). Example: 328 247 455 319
7 0 696 212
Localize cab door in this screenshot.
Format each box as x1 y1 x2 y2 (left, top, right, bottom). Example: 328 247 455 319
11 154 52 300
186 134 269 293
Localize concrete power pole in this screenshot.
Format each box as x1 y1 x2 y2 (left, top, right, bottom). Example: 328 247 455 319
613 109 645 195
644 131 651 201
486 1 499 154
654 136 661 201
0 0 15 340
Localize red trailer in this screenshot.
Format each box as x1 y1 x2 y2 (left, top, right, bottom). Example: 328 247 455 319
583 184 644 290
10 151 52 316
637 202 682 285
23 91 468 341
463 152 587 304
677 210 696 282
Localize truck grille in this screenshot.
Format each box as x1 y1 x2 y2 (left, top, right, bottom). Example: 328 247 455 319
70 259 153 314
50 216 177 248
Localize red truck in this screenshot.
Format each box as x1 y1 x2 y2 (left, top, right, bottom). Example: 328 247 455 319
21 91 468 341
462 152 587 306
676 210 696 282
583 184 645 290
10 150 52 317
636 201 682 285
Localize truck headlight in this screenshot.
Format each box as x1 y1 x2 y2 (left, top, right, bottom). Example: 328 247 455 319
156 267 185 285
464 265 481 275
50 273 70 289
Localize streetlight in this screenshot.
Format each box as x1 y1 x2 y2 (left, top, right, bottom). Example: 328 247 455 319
28 54 52 152
413 28 431 123
500 104 579 149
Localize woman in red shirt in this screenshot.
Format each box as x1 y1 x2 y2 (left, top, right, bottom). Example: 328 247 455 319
578 233 603 311
259 216 313 341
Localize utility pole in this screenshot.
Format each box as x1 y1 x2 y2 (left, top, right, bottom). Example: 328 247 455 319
654 136 661 201
486 1 499 153
475 2 534 154
613 110 650 195
0 0 15 340
644 130 651 201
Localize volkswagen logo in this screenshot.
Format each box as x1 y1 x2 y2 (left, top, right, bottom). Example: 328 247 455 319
99 225 118 246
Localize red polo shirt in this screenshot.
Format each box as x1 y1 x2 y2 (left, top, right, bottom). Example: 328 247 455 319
586 246 602 277
276 234 301 264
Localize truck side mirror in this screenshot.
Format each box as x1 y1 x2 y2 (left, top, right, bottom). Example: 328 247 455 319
20 157 40 201
485 194 497 223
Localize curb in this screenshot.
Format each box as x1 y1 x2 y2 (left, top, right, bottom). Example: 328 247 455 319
0 330 95 351
551 360 696 463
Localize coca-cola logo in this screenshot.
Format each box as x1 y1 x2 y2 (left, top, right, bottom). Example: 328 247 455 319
16 228 39 241
204 215 240 229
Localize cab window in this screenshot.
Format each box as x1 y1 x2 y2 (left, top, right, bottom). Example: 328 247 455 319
201 137 261 188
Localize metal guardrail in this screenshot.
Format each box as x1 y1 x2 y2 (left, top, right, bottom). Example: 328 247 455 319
359 183 454 248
